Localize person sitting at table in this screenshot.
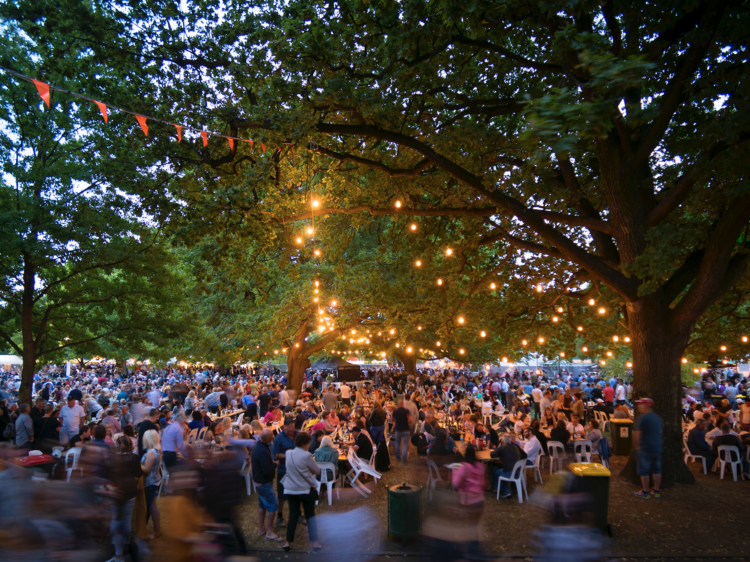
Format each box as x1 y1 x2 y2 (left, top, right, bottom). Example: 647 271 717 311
550 419 571 447
350 423 374 462
571 392 585 421
513 412 529 434
593 398 615 416
202 408 212 428
311 411 332 434
309 429 325 454
428 425 459 456
313 435 339 481
585 420 602 450
541 407 556 428
522 427 542 466
687 418 717 469
530 419 549 455
490 434 522 498
712 423 749 476
263 405 281 425
188 410 204 431
566 415 584 438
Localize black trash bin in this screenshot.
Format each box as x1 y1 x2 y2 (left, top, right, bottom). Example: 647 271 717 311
569 462 612 536
388 483 422 545
609 418 633 455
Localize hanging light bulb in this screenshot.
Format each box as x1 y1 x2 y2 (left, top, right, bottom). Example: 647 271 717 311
582 346 588 352
296 237 303 244
437 278 443 285
693 368 699 373
415 260 422 267
315 280 319 287
331 300 336 306
626 362 633 368
536 284 543 293
501 356 508 363
606 351 613 356
313 297 318 302
742 336 748 342
598 307 606 314
721 345 727 351
480 331 486 338
314 249 321 256
459 349 465 354
274 350 279 354
410 223 417 231
560 352 565 357
395 343 400 348
307 227 313 235
600 360 606 365
445 248 453 256
681 358 688 363
557 307 564 313
577 326 584 331
295 343 299 348
552 316 559 322
312 200 320 207
458 316 465 324
612 335 619 342
395 200 402 208
588 298 595 306
522 340 527 346
436 341 441 347
490 282 496 289
538 337 545 344
314 289 319 294
390 329 395 334
624 336 631 342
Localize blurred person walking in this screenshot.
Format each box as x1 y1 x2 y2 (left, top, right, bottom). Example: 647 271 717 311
105 435 143 562
252 428 283 541
140 429 162 538
280 432 322 552
451 444 486 554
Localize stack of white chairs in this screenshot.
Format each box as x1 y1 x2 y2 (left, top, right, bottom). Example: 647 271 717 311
345 447 382 497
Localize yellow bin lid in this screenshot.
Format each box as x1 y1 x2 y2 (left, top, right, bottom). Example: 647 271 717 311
568 462 611 477
610 418 633 424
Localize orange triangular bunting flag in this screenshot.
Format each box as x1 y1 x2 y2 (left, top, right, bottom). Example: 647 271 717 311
201 131 208 146
245 139 253 150
31 79 50 107
261 143 266 153
174 125 182 142
136 115 148 136
93 100 108 123
228 138 235 152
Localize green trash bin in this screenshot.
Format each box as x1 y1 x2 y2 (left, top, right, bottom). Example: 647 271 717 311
609 418 633 455
388 483 422 545
569 462 612 536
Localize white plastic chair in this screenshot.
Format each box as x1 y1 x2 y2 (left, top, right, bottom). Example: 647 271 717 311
547 441 567 473
51 446 64 458
574 440 593 463
683 439 707 474
231 413 244 429
65 448 82 482
240 459 255 495
187 428 199 445
525 455 544 484
316 462 339 505
345 447 382 497
497 459 528 503
158 461 169 497
425 459 443 500
718 445 742 481
197 426 208 441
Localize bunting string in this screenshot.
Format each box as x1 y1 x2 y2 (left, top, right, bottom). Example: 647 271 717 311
1 66 292 154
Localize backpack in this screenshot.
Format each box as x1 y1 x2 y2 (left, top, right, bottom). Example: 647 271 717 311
410 432 429 456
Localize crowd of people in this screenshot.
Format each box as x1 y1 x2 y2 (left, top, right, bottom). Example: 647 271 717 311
0 360 745 560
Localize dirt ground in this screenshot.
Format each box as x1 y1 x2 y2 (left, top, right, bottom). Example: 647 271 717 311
227 447 750 559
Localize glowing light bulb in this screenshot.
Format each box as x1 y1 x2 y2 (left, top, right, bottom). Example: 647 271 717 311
314 289 319 294
743 336 748 342
538 337 545 343
296 237 303 244
502 357 508 363
395 200 402 208
606 351 612 356
694 368 699 373
417 326 422 330
588 299 595 306
331 300 336 306
552 316 559 322
490 283 496 289
313 297 318 302
480 331 486 338
582 346 588 352
415 260 422 267
723 359 728 364
274 350 279 354
312 200 319 207
436 341 441 346
557 307 564 313
314 249 321 256
458 316 464 324
522 340 527 346
577 326 583 331
536 284 543 293
721 345 727 351
390 329 395 335
560 352 565 357
626 362 633 368
410 224 417 231
624 336 631 342
681 358 688 363
446 248 453 256
459 349 465 354
598 307 606 314
437 278 443 285
613 335 619 342
307 227 313 234
395 343 400 348
315 280 319 287
600 360 606 365
295 343 299 348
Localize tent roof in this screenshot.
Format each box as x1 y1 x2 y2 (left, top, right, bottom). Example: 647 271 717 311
311 356 360 370
0 355 22 365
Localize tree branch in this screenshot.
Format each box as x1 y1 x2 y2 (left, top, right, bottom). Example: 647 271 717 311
267 205 498 224
0 329 22 355
312 144 434 177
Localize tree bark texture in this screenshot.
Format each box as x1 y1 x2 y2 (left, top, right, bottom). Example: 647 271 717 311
19 253 36 405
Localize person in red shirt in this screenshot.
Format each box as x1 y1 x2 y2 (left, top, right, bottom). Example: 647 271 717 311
602 383 615 405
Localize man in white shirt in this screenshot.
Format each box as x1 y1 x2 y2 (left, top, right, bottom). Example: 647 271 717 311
566 415 585 437
531 385 543 419
59 396 85 445
539 390 552 420
279 386 289 411
615 380 627 404
522 428 542 464
339 383 352 406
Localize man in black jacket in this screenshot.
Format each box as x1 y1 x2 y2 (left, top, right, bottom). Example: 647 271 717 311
251 429 283 541
490 434 522 498
712 423 748 476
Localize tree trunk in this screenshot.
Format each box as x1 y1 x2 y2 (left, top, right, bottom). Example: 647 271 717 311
619 297 695 486
18 253 36 405
287 352 311 399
